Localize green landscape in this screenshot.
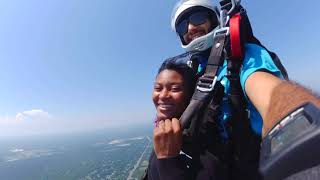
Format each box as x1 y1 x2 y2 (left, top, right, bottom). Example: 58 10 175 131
0 126 153 180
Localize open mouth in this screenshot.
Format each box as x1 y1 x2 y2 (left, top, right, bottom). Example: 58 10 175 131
191 32 205 41
157 103 176 119
158 104 175 111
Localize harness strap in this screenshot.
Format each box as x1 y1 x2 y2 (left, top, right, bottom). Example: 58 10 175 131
202 33 227 77
180 33 227 130
230 13 243 60
227 7 262 180
179 33 229 159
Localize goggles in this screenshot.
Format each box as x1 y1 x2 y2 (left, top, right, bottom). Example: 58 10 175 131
166 51 208 76
176 11 211 37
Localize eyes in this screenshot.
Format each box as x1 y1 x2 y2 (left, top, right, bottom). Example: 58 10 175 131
171 86 183 92
153 84 183 93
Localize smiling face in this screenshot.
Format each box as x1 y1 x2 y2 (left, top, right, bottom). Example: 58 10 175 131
152 69 189 121
182 19 211 45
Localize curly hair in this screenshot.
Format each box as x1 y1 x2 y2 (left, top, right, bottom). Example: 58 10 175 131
156 58 198 101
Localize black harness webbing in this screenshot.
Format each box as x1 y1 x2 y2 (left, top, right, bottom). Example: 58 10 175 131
225 7 262 180
181 33 226 125
179 33 227 157
180 33 226 131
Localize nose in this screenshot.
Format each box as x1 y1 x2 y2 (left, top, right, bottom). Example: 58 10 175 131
159 89 170 100
187 22 198 34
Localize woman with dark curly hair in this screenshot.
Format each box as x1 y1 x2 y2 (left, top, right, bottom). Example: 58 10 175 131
143 58 223 180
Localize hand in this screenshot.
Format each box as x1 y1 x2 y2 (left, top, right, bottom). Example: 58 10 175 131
153 118 182 159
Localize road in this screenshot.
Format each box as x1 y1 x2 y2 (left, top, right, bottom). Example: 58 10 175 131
126 136 151 180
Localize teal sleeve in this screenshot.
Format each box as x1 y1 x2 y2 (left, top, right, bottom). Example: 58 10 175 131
240 43 284 99
239 43 286 135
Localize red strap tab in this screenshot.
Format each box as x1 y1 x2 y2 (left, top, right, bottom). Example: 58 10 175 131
230 13 243 59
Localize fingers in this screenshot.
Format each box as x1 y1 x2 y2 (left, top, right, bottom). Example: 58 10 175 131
154 119 179 138
153 120 165 147
153 118 183 159
171 118 181 133
164 119 173 134
172 118 182 152
158 120 165 131
153 119 170 145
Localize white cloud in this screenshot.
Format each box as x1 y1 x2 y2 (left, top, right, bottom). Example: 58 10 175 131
0 107 153 137
0 109 53 137
15 109 51 121
109 139 122 145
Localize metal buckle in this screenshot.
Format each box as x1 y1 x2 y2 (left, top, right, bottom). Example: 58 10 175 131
214 27 230 37
219 9 230 27
219 0 242 28
197 76 217 92
227 0 241 15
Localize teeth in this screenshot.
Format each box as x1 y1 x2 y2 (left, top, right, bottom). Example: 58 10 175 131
192 35 201 40
159 104 174 109
191 32 204 40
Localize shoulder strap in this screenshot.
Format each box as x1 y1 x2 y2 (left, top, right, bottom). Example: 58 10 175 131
225 5 264 180
179 33 228 156
180 33 227 130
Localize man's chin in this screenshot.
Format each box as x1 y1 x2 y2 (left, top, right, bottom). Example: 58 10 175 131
192 35 202 41
190 32 206 41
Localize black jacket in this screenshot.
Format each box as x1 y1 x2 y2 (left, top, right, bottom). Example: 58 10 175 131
144 150 229 180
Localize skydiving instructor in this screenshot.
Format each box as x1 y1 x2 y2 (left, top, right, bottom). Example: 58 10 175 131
150 0 320 180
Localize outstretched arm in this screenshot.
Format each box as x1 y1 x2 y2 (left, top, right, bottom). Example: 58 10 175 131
245 71 320 137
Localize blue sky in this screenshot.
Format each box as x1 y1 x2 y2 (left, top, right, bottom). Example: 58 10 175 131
0 0 319 136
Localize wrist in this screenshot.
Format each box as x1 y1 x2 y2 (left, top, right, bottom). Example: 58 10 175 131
155 152 180 159
263 81 320 137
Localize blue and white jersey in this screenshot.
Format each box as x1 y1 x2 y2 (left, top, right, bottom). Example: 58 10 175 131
199 43 285 139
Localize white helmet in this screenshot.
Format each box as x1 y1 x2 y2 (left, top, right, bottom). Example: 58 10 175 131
171 0 220 52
